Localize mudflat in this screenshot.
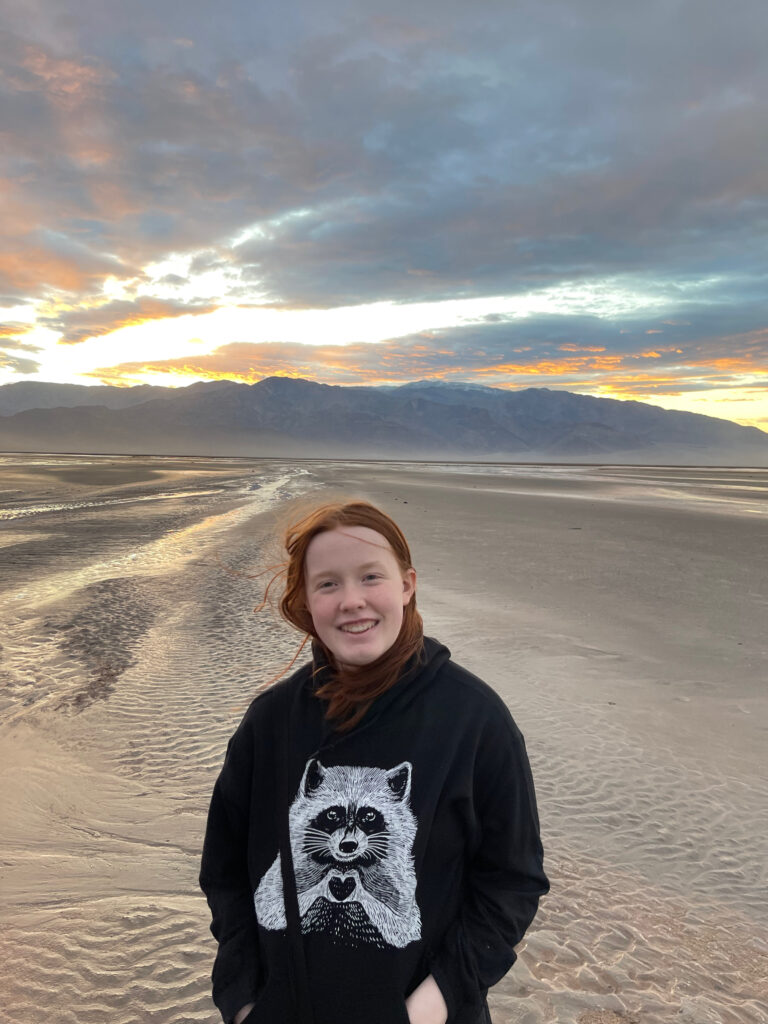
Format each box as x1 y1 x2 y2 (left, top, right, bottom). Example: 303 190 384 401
1 454 766 1024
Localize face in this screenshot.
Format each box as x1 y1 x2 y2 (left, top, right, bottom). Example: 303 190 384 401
304 526 416 669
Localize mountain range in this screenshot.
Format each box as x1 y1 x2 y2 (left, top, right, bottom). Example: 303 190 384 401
1 377 766 464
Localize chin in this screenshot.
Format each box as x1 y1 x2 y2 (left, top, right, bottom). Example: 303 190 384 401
332 636 395 668
337 648 383 668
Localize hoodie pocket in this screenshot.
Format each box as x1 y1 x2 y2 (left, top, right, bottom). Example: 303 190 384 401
310 985 411 1024
238 974 293 1024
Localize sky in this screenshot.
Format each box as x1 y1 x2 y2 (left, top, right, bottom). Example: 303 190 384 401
1 0 767 429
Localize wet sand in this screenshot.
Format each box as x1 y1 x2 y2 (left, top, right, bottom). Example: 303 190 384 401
1 455 766 1023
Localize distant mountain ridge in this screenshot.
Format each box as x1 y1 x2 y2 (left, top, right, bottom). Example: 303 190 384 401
0 379 232 415
0 377 766 464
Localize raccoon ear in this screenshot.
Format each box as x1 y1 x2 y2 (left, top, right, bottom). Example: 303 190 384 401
385 762 412 802
302 757 325 796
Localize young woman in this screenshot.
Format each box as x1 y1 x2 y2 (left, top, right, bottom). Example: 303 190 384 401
200 500 548 1024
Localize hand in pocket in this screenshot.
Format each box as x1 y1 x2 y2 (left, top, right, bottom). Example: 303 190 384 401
404 975 448 1024
234 1002 256 1024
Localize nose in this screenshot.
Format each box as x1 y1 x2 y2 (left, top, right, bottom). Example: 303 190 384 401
339 583 366 610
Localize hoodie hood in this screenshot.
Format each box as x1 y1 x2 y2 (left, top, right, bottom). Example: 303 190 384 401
308 635 452 752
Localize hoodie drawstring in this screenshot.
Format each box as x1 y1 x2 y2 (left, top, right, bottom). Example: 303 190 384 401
279 684 316 1024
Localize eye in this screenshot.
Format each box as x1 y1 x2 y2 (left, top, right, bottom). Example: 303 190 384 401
326 810 339 821
362 810 376 822
363 573 382 582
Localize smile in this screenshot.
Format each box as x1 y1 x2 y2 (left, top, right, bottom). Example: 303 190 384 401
339 621 378 634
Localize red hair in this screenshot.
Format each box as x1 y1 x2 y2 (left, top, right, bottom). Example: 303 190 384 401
278 500 423 730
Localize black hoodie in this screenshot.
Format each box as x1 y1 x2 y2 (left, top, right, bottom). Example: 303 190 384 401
200 638 549 1024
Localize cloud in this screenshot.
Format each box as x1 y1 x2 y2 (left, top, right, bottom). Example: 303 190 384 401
1 0 766 311
0 321 42 355
0 351 41 374
0 322 33 339
11 44 116 111
41 296 221 344
85 310 768 397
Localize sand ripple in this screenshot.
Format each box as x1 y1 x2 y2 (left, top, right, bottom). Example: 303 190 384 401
2 898 218 1024
2 459 766 1024
495 851 768 1023
1 460 313 1022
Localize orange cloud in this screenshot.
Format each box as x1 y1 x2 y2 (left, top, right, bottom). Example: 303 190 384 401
0 171 132 296
0 248 102 293
51 297 221 344
18 45 115 111
0 323 33 338
688 353 768 373
88 341 643 388
81 325 768 413
87 339 478 387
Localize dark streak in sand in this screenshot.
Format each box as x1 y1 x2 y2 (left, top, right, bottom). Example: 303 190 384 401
47 578 159 711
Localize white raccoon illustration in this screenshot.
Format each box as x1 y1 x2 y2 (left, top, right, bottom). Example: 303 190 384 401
254 759 421 949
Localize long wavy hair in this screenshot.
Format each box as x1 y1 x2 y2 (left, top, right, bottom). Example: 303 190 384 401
278 500 423 731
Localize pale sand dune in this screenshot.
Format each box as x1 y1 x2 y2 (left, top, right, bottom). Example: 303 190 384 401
1 456 766 1023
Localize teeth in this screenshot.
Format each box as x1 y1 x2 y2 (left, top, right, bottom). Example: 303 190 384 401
340 622 376 634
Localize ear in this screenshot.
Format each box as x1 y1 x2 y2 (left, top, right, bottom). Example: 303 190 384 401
301 757 325 796
401 567 416 606
385 762 412 802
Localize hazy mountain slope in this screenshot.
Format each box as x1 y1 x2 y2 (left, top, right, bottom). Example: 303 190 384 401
0 379 238 416
0 377 766 463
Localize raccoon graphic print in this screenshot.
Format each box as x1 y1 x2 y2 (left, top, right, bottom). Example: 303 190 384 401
253 758 421 949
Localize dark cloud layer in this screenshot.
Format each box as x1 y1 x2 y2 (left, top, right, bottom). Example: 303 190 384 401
1 0 766 407
2 2 767 295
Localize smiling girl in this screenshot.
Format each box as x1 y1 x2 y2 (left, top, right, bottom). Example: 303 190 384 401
200 500 548 1024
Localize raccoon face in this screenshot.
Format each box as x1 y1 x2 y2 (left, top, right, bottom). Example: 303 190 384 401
305 803 389 865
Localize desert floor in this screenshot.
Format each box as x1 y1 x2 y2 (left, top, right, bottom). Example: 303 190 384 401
1 455 766 1024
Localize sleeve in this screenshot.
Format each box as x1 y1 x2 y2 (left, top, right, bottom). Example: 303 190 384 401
199 716 261 1024
428 709 549 1021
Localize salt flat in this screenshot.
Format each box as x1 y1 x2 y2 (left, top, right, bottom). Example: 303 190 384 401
1 455 766 1024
